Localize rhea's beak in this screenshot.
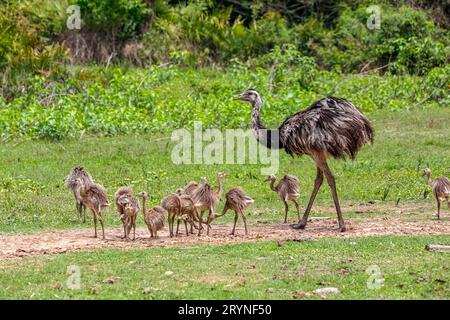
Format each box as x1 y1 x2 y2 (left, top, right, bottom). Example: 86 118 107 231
264 177 270 182
235 93 245 101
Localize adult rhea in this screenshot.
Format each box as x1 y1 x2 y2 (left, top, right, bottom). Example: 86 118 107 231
237 89 373 232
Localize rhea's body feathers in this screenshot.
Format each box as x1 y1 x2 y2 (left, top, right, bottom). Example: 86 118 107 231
278 97 373 159
249 93 373 160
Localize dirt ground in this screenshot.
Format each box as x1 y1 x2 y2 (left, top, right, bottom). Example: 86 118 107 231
1 203 449 259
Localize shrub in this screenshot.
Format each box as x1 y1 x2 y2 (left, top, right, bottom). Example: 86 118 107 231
301 5 449 75
74 0 150 41
0 2 69 100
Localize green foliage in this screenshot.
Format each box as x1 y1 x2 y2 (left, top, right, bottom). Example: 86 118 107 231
389 36 448 76
255 44 319 91
147 2 292 64
424 65 450 104
0 0 448 135
144 2 449 74
1 0 448 96
0 1 69 99
74 0 150 40
302 5 449 74
0 59 448 141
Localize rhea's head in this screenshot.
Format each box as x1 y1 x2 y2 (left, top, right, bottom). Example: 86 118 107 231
138 191 148 199
237 89 261 104
264 174 276 182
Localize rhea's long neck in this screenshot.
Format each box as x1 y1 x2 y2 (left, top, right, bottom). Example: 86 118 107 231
216 204 228 217
250 97 282 149
142 197 147 214
270 179 277 192
74 183 86 199
425 172 433 187
217 176 224 198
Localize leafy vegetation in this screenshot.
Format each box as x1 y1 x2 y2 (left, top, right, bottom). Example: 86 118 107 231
1 0 449 99
0 1 448 141
75 0 150 41
0 0 69 99
297 5 449 75
0 56 448 141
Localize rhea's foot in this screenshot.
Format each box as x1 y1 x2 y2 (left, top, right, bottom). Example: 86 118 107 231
290 222 306 230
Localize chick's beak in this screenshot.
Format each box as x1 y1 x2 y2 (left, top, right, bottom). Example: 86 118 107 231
235 93 245 101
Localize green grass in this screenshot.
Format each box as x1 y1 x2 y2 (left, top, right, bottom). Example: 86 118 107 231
0 235 449 299
0 108 448 233
0 106 448 300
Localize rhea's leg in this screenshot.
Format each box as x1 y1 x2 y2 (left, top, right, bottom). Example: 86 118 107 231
293 200 300 219
291 167 323 230
83 205 87 223
230 211 238 236
168 213 173 237
435 195 441 220
92 210 98 238
148 226 153 238
240 210 248 235
283 201 288 223
206 207 215 236
171 214 176 237
322 161 346 232
198 211 204 236
176 219 180 236
98 212 105 240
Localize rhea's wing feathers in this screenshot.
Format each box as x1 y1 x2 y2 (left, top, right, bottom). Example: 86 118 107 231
180 195 196 208
433 177 450 197
144 207 165 229
183 181 199 195
225 187 254 210
79 169 94 185
115 187 133 201
153 206 165 215
279 97 374 159
280 175 300 195
191 183 215 207
86 183 109 206
161 194 181 212
114 187 134 214
127 197 140 213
